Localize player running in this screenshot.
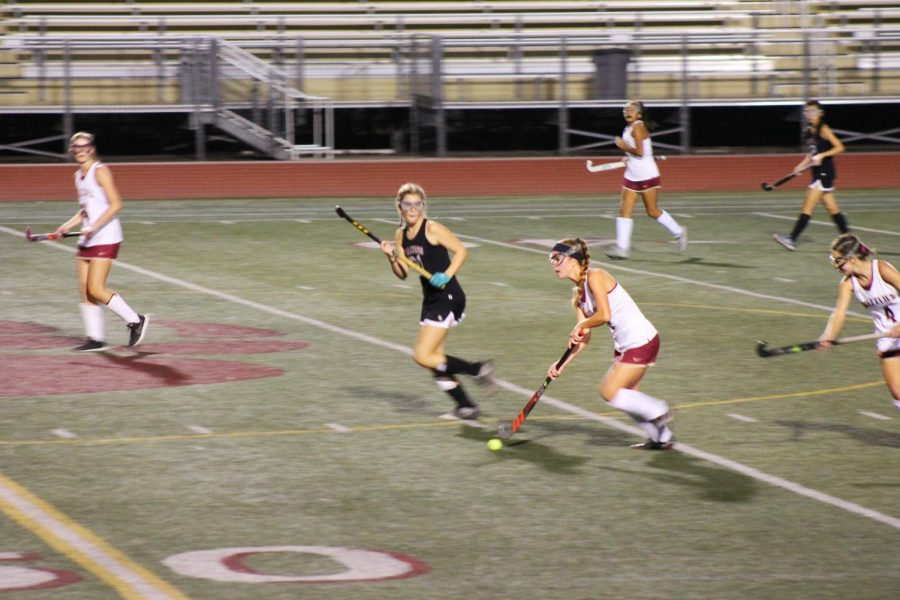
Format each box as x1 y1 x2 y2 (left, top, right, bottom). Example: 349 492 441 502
379 182 495 420
56 131 148 351
548 238 675 449
819 234 900 410
773 100 850 251
604 100 687 260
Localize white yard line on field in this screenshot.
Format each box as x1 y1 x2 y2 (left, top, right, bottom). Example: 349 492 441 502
726 413 758 423
754 213 900 237
455 233 868 317
50 429 78 439
0 224 896 533
187 425 213 434
858 411 892 421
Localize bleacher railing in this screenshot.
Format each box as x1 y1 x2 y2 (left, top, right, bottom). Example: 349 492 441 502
1 27 898 157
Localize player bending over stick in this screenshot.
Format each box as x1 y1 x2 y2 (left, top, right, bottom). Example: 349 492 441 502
820 234 900 410
548 238 675 449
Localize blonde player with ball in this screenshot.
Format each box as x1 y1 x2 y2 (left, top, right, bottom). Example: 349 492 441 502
56 131 148 351
548 238 675 449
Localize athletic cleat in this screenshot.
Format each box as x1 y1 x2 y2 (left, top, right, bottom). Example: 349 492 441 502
440 405 481 421
603 245 630 260
630 439 674 450
127 314 149 348
474 360 498 393
773 234 796 251
676 228 688 254
74 338 109 352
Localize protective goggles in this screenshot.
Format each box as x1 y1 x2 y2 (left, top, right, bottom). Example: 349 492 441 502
68 144 93 154
549 242 584 265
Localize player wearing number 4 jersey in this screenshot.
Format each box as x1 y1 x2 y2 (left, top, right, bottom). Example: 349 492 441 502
548 238 675 449
820 234 900 410
379 183 495 421
57 132 148 352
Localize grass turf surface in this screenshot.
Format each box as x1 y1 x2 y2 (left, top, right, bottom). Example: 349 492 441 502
0 190 898 599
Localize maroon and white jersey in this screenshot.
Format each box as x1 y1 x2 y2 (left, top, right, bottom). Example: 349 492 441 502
579 271 658 353
74 161 122 247
848 259 900 353
622 120 660 182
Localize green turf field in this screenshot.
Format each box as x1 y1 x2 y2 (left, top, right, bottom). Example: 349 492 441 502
1 190 898 599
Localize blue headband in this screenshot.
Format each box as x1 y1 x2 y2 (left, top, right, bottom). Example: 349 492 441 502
551 242 584 261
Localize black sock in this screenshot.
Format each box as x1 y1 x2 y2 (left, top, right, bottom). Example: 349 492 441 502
831 212 849 234
439 356 481 377
789 213 811 240
432 373 474 408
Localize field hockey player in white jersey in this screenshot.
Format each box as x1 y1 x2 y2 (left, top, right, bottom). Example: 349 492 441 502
605 100 687 260
56 132 148 352
819 234 900 410
548 238 675 449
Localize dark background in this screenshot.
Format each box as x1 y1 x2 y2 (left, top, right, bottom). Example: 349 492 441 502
2 102 898 161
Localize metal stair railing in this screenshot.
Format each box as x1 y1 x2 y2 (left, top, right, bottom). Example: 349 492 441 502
211 38 334 159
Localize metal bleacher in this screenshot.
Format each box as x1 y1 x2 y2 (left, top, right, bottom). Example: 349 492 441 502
1 0 899 159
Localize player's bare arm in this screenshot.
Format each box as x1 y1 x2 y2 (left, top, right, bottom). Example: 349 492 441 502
426 220 468 277
820 279 853 347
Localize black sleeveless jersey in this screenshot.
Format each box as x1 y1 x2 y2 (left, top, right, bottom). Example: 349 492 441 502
402 219 465 301
804 122 836 181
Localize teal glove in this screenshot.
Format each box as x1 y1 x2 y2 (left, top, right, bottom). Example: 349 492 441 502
429 272 451 288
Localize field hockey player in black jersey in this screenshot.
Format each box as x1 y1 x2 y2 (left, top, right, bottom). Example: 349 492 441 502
380 182 496 420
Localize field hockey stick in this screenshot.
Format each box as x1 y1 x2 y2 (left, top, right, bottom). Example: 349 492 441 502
756 332 884 357
24 226 81 242
761 163 813 191
334 206 436 281
497 339 579 439
585 155 666 174
586 160 624 173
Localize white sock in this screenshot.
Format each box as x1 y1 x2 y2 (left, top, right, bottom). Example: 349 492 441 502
608 388 669 422
105 294 139 324
656 210 685 237
615 217 633 250
657 424 674 444
893 399 900 411
636 421 659 442
80 303 105 341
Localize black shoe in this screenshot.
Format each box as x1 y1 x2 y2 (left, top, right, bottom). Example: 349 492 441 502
630 439 674 450
127 315 149 348
74 338 108 352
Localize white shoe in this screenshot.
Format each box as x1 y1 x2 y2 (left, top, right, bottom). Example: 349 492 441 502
773 234 796 251
604 245 630 260
676 228 688 254
439 405 481 421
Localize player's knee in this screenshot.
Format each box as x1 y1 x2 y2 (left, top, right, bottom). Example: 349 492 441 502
413 350 436 369
599 383 617 403
86 285 107 302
